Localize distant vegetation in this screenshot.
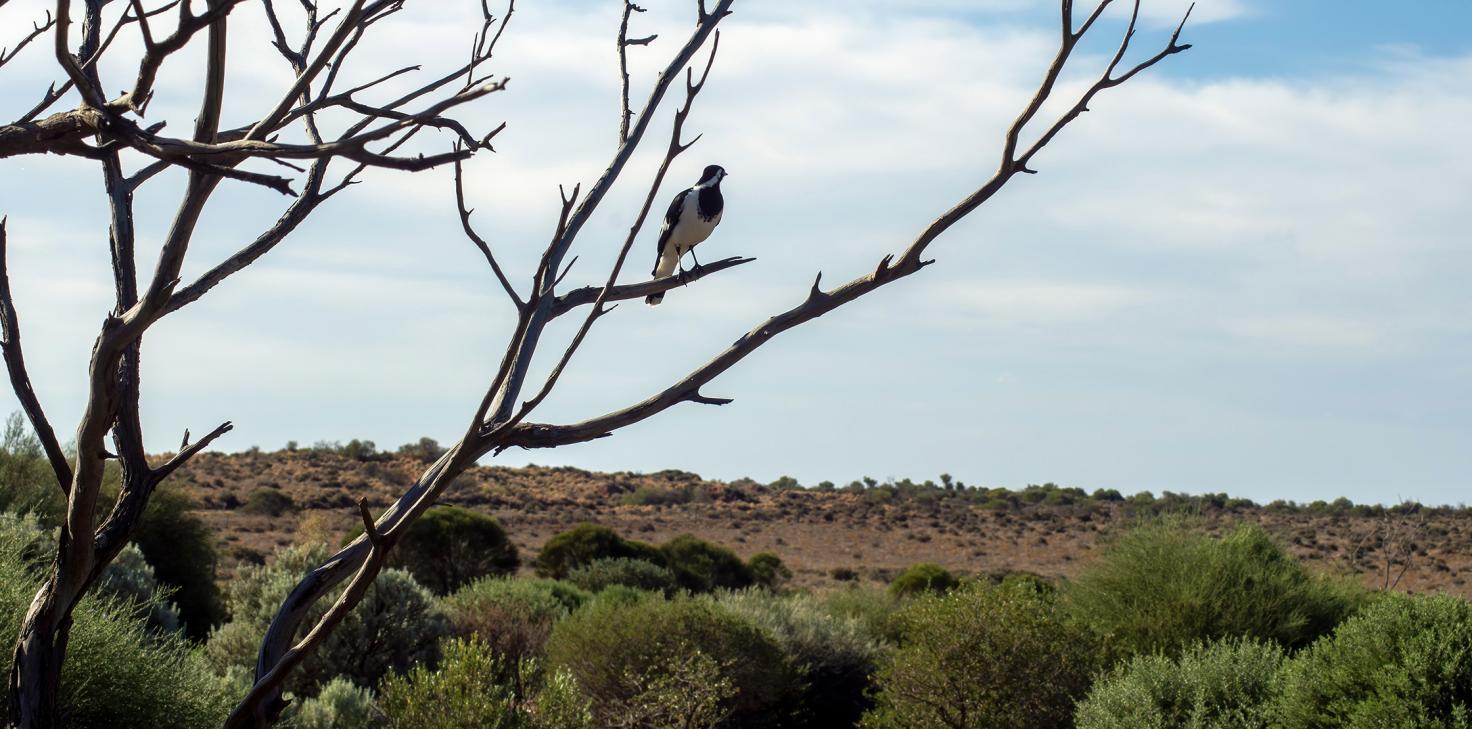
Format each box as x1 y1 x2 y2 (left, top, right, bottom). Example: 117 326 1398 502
5 418 1472 727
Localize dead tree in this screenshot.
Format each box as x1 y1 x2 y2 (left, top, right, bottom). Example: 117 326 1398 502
229 0 1196 726
0 1 508 726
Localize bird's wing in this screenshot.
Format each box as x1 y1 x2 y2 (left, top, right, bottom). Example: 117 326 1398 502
652 189 689 276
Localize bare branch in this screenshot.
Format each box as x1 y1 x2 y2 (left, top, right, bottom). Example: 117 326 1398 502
454 152 522 308
617 0 651 144
0 218 73 494
0 10 55 71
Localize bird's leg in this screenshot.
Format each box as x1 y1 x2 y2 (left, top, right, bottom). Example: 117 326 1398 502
677 247 692 286
689 246 703 270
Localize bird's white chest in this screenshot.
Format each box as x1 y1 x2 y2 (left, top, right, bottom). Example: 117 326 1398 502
670 193 721 252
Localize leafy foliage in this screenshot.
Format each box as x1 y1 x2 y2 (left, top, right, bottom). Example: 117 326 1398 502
1075 637 1286 729
379 637 523 729
207 544 449 696
660 533 754 593
533 523 664 578
718 589 882 729
1 514 233 728
131 484 225 638
887 562 959 598
1273 593 1472 729
0 412 64 524
442 577 589 668
566 557 678 595
862 580 1105 729
1066 522 1364 656
287 676 384 729
390 506 520 594
378 637 592 729
747 552 793 591
547 593 799 727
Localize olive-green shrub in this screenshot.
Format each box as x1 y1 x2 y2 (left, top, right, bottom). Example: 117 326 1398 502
206 544 449 696
862 580 1105 729
747 552 793 592
1 513 233 728
533 523 663 578
1074 637 1286 729
131 484 225 638
378 637 591 729
442 577 589 668
547 594 799 727
887 563 959 598
1273 592 1472 729
1066 522 1363 656
718 589 882 729
389 506 519 594
821 587 904 645
566 557 677 595
660 534 754 593
287 676 384 729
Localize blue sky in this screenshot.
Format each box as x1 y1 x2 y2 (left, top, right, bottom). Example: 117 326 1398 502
1 0 1469 505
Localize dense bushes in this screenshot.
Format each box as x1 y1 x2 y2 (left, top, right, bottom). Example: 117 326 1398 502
533 523 663 578
887 562 959 598
661 533 755 592
748 552 793 591
1274 593 1472 728
862 580 1105 729
547 593 800 727
718 589 882 728
1067 522 1364 656
389 506 520 594
566 557 677 594
131 484 225 638
1075 637 1286 729
378 637 591 729
442 577 589 668
207 544 449 695
288 677 383 729
1 514 233 728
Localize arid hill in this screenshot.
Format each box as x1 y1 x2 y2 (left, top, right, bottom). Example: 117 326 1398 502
172 449 1471 596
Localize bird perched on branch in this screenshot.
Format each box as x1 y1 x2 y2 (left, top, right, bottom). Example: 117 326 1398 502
647 164 727 306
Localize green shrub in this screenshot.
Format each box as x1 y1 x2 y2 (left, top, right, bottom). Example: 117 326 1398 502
748 552 793 591
287 676 384 729
379 636 523 729
390 506 519 594
1075 637 1286 729
1274 593 1472 728
206 544 449 696
241 486 295 516
1066 522 1364 656
566 557 677 595
661 533 753 593
861 580 1105 729
821 587 904 645
718 589 882 728
442 577 589 668
379 637 592 729
533 524 663 578
0 518 234 728
887 562 959 598
0 412 65 524
547 594 799 727
132 484 225 638
95 543 182 634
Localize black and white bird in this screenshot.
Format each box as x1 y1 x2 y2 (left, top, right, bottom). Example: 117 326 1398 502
646 164 727 306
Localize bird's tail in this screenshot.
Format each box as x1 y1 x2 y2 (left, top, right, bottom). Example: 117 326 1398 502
645 292 664 306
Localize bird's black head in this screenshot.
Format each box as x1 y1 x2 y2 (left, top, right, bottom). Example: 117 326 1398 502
699 164 727 185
